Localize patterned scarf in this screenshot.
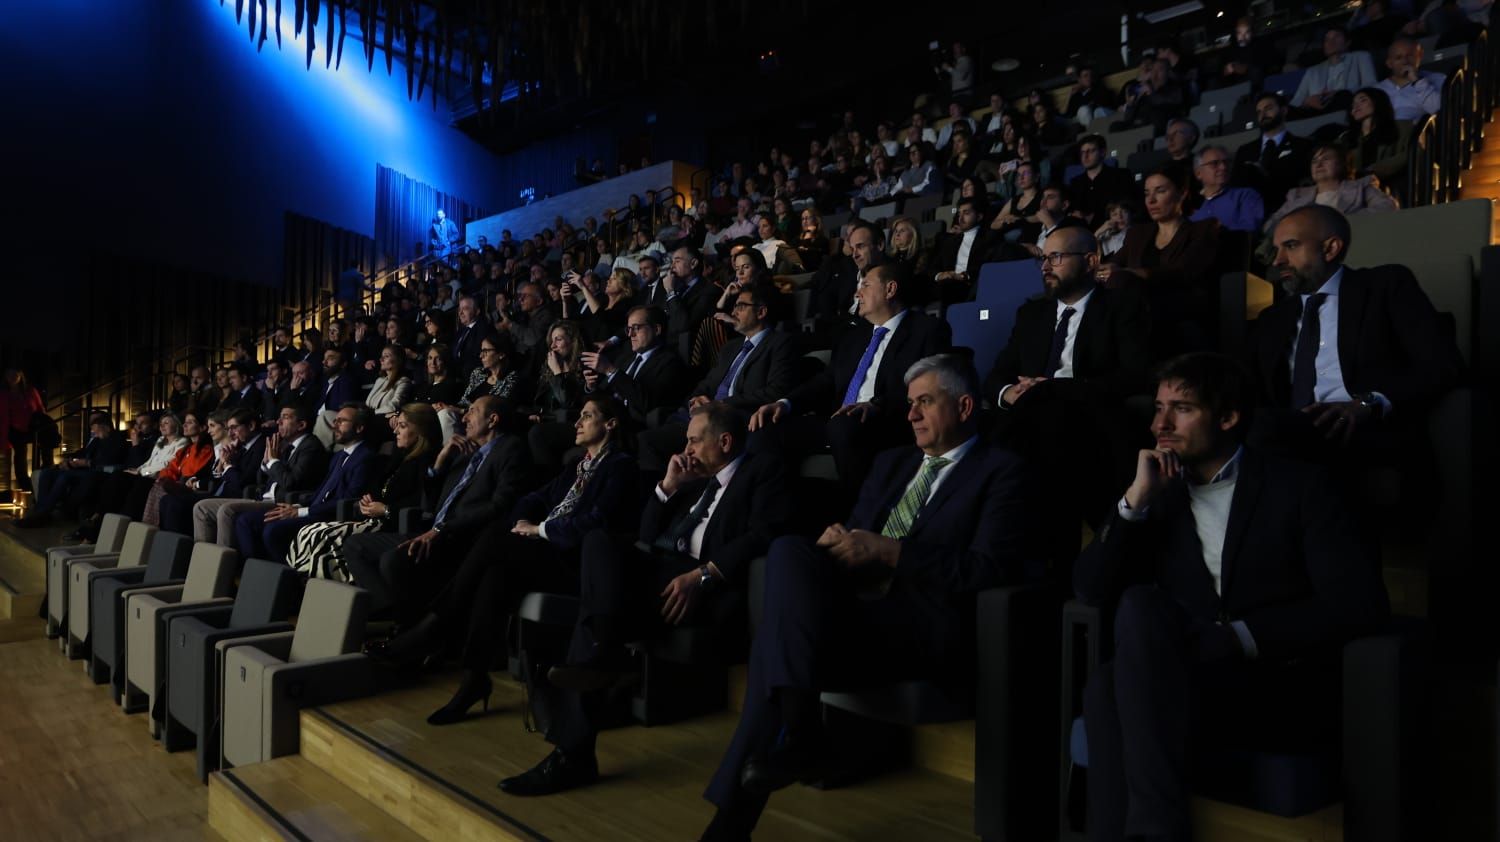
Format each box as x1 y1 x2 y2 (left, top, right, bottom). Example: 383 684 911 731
545 445 610 522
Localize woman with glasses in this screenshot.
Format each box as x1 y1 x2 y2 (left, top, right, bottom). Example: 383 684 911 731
794 208 829 271
412 343 464 408
459 333 521 408
893 144 940 199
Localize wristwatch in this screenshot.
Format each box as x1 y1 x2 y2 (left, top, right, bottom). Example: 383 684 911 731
697 564 718 593
1352 393 1384 420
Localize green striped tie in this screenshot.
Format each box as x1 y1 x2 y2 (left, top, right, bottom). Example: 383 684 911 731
881 457 951 539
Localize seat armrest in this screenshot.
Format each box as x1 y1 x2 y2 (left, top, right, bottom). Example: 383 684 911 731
117 578 187 604
974 582 1062 840
85 567 149 586
128 586 186 607
164 604 235 631
216 631 295 662
266 655 375 705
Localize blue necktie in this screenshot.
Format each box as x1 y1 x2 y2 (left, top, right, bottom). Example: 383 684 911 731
714 341 756 401
314 451 349 505
842 326 889 407
1290 293 1328 409
433 448 486 528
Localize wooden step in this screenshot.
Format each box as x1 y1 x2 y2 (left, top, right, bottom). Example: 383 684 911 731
0 526 46 621
209 756 424 842
0 617 43 644
306 675 977 841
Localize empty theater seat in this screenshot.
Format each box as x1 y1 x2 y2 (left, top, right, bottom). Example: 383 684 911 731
85 530 193 689
45 513 130 640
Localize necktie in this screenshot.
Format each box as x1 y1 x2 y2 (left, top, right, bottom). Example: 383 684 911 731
316 451 348 504
625 355 644 379
659 477 722 556
433 448 487 528
1260 138 1278 169
714 341 756 401
1044 307 1077 377
1290 292 1328 409
842 326 890 407
881 456 951 539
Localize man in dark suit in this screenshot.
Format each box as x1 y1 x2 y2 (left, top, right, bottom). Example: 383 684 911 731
18 412 128 527
1249 205 1461 457
499 402 791 797
580 306 693 428
450 294 489 380
663 245 718 364
636 253 668 308
1076 352 1389 842
986 225 1152 537
191 403 328 546
279 360 320 413
260 359 290 415
696 355 1036 840
1069 135 1139 229
637 284 798 472
1232 92 1312 215
157 409 267 535
932 196 1003 303
233 403 377 564
751 261 952 498
218 364 264 421
313 347 357 447
343 395 529 619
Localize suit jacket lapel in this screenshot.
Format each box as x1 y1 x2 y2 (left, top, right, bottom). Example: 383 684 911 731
905 447 981 537
1336 268 1367 390
1161 484 1221 615
1072 295 1099 378
1218 451 1263 599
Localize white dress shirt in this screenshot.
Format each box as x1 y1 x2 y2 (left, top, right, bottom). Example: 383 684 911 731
856 309 909 404
997 290 1093 406
897 436 978 510
954 227 979 275
1288 267 1391 414
655 454 744 560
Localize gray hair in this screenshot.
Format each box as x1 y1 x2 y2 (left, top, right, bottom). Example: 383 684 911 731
1167 118 1200 144
1193 144 1230 168
903 353 981 400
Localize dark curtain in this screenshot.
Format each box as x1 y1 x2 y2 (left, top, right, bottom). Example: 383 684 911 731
283 212 377 324
374 165 489 266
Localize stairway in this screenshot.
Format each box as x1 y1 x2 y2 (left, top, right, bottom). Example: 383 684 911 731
1457 111 1500 241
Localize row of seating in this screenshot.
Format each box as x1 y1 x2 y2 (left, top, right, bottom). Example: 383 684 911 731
43 514 373 781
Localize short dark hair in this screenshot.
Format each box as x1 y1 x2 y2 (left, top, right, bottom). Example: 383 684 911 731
337 402 375 435
869 260 914 306
283 401 315 428
689 401 749 451
1253 90 1289 109
1079 133 1107 152
229 408 256 429
1151 352 1254 440
628 305 670 332
675 244 703 265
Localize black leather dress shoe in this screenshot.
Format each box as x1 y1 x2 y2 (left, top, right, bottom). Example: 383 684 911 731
739 736 824 794
498 748 599 796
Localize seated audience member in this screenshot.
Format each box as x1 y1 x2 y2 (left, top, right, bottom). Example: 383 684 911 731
752 215 804 275
313 347 357 446
661 246 718 360
1097 171 1221 357
1376 35 1444 120
634 253 668 309
366 345 415 421
212 367 233 409
1215 16 1278 91
750 262 951 497
1095 200 1136 258
1190 145 1266 233
295 328 326 377
373 398 637 725
523 321 589 467
943 132 980 195
450 293 490 379
1249 205 1461 454
500 281 559 361
1232 92 1313 215
17 412 125 527
185 366 220 418
1066 66 1114 125
349 317 382 385
856 154 900 210
269 325 297 369
286 404 440 580
721 198 757 242
1114 58 1186 134
280 360 320 413
1077 351 1389 842
193 403 328 547
990 162 1043 245
166 373 192 418
1031 100 1073 147
575 267 636 348
119 412 160 472
639 284 796 472
219 364 264 420
692 354 1034 838
501 402 789 796
71 413 188 539
904 111 939 148
793 208 829 272
1070 134 1138 228
415 346 463 408
156 409 266 535
1261 142 1397 244
233 404 376 565
139 411 222 526
260 360 290 411
1291 28 1379 116
459 333 523 409
1157 118 1200 189
933 197 1002 303
935 101 978 151
886 215 933 288
1339 87 1412 190
579 306 692 429
894 144 941 199
1023 185 1075 258
342 395 528 619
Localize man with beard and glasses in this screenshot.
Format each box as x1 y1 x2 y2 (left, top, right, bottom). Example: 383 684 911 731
984 225 1152 549
1246 205 1460 459
1231 92 1312 216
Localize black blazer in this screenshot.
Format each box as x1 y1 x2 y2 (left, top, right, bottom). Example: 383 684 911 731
810 254 859 324
599 346 693 425
365 451 437 531
1074 448 1390 661
1069 166 1139 228
260 434 330 502
216 435 268 499
934 228 1003 279
689 331 798 411
786 310 953 415
984 285 1152 404
429 433 529 538
665 277 719 345
1233 132 1313 212
1247 264 1462 413
222 385 266 420
639 450 790 583
509 449 639 551
319 373 358 413
450 321 489 379
75 431 127 469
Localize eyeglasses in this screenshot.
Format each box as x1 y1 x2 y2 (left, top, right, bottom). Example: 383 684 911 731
1041 251 1093 266
731 302 756 310
1197 158 1229 168
625 323 652 333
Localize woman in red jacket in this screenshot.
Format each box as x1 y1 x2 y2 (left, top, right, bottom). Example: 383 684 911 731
1 368 45 502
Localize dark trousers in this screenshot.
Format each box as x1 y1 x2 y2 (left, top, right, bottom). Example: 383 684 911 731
32 467 101 516
703 535 959 825
1082 586 1339 842
9 429 33 491
233 510 309 565
158 489 213 535
545 530 710 756
435 523 579 670
97 471 152 520
344 529 467 620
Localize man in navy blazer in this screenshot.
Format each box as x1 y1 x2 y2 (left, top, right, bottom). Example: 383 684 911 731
698 354 1036 840
232 404 377 564
1075 352 1388 842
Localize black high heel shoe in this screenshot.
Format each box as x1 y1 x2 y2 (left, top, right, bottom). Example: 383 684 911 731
427 672 493 725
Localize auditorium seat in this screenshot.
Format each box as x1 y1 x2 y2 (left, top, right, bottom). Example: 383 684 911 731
85 530 193 689
1057 601 1430 842
1262 69 1307 100
122 543 239 727
947 260 1040 383
58 521 156 659
1285 112 1349 142
45 512 130 640
859 201 899 223
1104 125 1155 162
219 578 372 768
902 193 944 222
162 559 303 780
